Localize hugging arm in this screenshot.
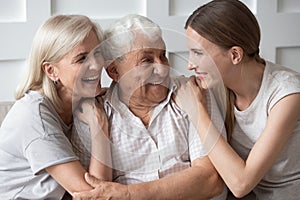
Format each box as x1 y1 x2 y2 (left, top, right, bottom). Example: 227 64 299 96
178 77 300 198
75 96 112 182
204 93 300 197
47 96 112 195
73 156 223 200
46 161 93 194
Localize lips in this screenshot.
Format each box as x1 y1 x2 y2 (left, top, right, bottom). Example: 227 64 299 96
196 72 208 80
81 75 100 82
147 77 170 86
151 81 163 85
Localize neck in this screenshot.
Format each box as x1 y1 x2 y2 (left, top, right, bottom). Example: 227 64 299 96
120 93 154 126
57 88 80 125
130 104 153 126
229 61 265 111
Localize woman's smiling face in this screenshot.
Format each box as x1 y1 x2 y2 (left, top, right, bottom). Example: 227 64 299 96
113 35 171 106
55 30 103 99
186 26 230 89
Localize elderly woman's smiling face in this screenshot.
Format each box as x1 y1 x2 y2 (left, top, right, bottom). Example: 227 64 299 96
110 35 171 106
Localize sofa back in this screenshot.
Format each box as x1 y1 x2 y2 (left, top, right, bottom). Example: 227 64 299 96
0 101 14 126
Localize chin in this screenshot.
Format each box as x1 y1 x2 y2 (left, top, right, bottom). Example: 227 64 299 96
152 87 169 103
81 86 102 98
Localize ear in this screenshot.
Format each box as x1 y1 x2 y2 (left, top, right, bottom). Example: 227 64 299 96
42 62 58 82
106 61 119 82
229 46 243 65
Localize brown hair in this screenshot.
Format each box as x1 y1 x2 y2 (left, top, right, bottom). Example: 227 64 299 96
185 0 265 141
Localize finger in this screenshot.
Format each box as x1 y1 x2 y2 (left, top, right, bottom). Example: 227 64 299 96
73 191 93 200
95 96 104 108
197 75 209 90
187 76 199 91
175 75 188 87
98 87 107 96
173 77 182 89
194 76 204 91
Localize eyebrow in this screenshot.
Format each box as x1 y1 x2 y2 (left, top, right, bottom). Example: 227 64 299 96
141 50 154 55
140 49 166 55
190 48 203 52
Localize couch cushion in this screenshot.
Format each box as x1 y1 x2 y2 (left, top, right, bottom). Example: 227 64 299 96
0 101 14 126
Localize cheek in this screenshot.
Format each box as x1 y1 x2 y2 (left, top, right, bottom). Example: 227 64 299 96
191 56 213 72
69 69 85 92
61 70 76 86
188 54 198 66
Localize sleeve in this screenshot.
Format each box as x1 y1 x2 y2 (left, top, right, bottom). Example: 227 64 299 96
24 101 78 175
268 70 300 113
25 134 79 175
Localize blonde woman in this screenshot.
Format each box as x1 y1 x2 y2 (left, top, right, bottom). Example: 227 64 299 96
0 15 111 199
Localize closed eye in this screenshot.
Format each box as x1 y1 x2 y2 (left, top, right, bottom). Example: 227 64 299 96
76 55 87 63
141 58 154 63
191 49 203 56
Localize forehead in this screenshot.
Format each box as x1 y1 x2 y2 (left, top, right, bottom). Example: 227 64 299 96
63 31 100 58
186 27 212 49
141 48 164 56
122 35 166 58
132 33 166 51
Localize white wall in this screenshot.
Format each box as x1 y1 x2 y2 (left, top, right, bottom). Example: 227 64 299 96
0 0 299 101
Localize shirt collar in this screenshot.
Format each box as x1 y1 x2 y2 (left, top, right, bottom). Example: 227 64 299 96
104 78 178 121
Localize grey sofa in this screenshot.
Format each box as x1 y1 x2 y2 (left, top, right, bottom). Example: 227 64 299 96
0 101 14 126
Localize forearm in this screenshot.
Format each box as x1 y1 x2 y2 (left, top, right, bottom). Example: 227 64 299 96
46 161 93 194
89 155 112 181
196 114 264 197
89 119 112 181
128 158 222 200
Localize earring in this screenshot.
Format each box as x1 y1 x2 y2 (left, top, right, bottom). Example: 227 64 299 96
53 79 58 85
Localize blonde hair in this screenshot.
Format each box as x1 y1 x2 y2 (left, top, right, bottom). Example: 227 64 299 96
15 14 103 113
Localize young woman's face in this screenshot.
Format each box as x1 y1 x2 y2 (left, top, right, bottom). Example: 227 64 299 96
186 27 231 89
55 30 103 99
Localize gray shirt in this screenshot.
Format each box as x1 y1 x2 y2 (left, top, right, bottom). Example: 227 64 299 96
0 91 78 199
231 61 300 200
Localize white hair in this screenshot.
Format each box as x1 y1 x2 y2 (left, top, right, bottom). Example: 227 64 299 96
102 14 162 61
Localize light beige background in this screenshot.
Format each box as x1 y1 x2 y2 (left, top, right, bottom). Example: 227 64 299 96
0 0 299 101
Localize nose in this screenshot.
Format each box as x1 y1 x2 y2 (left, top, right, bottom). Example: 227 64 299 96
153 63 169 77
86 55 104 71
188 62 196 70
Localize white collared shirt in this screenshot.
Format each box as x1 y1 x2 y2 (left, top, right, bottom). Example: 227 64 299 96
72 77 227 199
104 79 225 184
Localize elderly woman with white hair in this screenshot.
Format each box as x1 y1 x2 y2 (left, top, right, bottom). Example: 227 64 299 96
73 14 227 200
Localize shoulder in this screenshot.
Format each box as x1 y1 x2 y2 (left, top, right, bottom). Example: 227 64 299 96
266 61 300 86
264 61 300 111
14 91 62 135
